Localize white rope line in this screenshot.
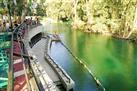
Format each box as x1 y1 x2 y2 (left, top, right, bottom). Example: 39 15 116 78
60 41 106 91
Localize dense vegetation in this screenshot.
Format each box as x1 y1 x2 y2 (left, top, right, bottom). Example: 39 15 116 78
43 0 137 41
0 0 137 41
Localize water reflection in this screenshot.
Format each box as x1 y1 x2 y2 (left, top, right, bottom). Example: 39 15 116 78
49 42 101 91
44 23 137 91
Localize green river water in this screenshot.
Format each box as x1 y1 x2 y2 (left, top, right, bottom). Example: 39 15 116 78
44 23 137 91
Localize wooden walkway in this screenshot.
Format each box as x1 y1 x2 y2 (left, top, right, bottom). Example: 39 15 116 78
13 41 28 91
31 38 60 91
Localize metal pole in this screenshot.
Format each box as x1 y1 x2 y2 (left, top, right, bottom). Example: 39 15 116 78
7 33 13 91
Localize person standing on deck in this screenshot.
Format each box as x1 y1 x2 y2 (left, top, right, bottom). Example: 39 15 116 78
2 21 6 32
0 21 2 32
6 21 10 32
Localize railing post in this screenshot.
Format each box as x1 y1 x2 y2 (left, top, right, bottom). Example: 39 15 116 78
7 33 14 91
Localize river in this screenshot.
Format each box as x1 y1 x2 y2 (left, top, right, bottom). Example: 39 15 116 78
43 23 137 91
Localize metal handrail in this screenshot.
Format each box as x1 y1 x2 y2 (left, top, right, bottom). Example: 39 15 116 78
17 35 31 91
7 22 29 91
13 23 26 33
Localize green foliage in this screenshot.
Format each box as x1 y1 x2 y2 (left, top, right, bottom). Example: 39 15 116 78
0 0 137 38
0 8 4 14
36 4 46 16
40 0 137 38
44 0 73 21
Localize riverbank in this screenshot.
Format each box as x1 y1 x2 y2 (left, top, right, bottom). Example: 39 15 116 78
71 22 137 44
41 18 137 44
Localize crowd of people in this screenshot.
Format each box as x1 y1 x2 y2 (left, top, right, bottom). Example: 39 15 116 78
25 16 40 26
0 16 40 33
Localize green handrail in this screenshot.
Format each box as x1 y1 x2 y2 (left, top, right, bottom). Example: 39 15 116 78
0 32 13 91
0 22 28 91
0 50 9 89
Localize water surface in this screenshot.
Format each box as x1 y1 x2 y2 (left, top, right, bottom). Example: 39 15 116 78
44 23 137 91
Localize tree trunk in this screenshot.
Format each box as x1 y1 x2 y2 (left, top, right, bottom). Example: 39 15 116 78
125 6 137 39
120 0 131 38
86 0 94 24
21 7 27 23
73 0 78 23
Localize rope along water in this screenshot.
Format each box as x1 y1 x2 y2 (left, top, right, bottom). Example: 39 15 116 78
60 41 106 91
